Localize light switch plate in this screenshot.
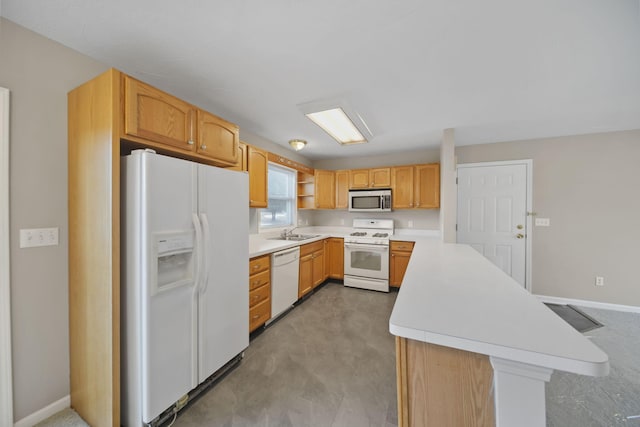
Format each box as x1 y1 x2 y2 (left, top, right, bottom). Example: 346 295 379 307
19 228 59 248
535 218 550 227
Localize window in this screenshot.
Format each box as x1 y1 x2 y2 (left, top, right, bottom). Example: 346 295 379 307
259 163 296 229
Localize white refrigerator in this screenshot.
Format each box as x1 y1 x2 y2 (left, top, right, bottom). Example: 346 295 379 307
121 149 249 426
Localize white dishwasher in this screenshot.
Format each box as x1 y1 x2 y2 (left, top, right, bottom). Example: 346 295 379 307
270 246 300 321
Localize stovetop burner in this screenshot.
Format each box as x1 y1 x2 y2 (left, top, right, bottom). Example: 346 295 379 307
372 233 388 238
350 232 368 236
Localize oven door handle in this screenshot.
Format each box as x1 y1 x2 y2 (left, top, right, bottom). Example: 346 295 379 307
344 243 389 251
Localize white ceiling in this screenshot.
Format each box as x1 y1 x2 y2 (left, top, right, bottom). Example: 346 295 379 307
2 0 639 159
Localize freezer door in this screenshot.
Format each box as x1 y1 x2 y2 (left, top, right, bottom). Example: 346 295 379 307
122 150 199 425
197 164 249 383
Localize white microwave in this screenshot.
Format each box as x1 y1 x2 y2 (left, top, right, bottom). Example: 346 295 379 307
348 189 392 212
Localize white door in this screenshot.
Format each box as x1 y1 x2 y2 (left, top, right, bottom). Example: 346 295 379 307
457 162 530 288
197 165 249 383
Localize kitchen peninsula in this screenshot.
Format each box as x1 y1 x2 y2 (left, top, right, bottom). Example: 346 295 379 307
390 238 609 427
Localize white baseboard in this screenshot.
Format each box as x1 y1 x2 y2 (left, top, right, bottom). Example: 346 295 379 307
535 294 640 314
14 395 70 427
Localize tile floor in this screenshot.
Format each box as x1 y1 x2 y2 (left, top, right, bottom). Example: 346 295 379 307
173 282 398 427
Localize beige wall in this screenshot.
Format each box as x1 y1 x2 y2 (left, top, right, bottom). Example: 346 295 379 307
456 130 640 306
0 18 108 420
310 148 441 230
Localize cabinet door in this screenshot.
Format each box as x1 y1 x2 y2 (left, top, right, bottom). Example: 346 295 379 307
390 250 412 287
228 142 247 172
325 238 344 279
391 166 415 209
298 254 314 298
197 110 239 166
369 168 391 188
349 169 370 189
312 249 325 288
415 164 440 208
315 170 336 209
335 170 349 209
247 145 268 208
124 76 196 151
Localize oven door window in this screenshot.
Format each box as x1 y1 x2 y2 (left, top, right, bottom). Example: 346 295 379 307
350 249 382 272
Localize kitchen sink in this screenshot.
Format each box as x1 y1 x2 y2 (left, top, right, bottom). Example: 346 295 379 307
268 234 320 241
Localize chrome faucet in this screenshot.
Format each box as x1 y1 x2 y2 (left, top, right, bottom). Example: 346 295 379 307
281 227 297 238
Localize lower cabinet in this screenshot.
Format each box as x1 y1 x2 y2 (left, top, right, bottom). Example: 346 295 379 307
299 240 325 298
249 254 271 332
325 237 344 279
390 241 414 287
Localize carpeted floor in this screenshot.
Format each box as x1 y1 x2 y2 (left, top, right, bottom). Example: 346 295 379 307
34 408 88 427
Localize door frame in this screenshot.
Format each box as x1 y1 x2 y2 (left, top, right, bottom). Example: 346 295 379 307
0 87 13 424
456 159 533 292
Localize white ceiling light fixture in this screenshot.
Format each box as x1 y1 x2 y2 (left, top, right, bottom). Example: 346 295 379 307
288 139 307 151
298 98 373 146
305 108 366 145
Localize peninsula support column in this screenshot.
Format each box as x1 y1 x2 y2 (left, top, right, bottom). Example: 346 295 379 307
439 128 456 243
490 357 553 427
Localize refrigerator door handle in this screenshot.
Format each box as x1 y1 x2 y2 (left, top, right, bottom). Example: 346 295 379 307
192 213 204 290
199 213 212 295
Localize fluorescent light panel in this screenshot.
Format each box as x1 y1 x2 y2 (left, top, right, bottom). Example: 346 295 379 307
305 108 367 145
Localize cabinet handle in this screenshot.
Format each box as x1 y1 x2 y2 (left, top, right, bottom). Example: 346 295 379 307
251 314 261 320
187 140 194 145
251 295 260 301
409 203 413 207
391 254 395 257
200 144 207 150
252 265 260 270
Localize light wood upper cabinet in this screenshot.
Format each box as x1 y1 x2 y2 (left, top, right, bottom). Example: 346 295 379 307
415 163 440 209
196 110 239 166
228 142 247 172
124 75 196 151
349 169 370 189
391 166 415 209
315 170 335 209
297 171 315 210
369 167 391 187
349 168 391 189
248 145 268 208
391 164 440 209
335 170 349 209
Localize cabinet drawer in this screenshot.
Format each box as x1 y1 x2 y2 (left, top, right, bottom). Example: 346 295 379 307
249 269 270 291
249 283 270 308
249 254 270 275
249 298 271 332
300 240 324 257
391 241 415 252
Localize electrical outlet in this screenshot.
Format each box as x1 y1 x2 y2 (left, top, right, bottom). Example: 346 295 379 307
19 227 59 248
408 220 414 228
340 219 345 225
535 218 550 226
595 276 604 287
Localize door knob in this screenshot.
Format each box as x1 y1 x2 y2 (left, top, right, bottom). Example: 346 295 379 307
517 224 524 230
516 234 525 239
